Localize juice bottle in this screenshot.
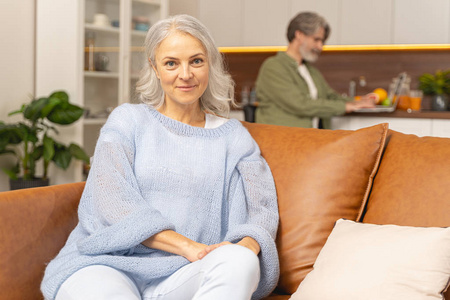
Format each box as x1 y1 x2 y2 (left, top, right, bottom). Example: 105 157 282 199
397 76 411 110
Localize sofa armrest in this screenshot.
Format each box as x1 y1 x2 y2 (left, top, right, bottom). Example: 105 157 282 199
0 182 85 300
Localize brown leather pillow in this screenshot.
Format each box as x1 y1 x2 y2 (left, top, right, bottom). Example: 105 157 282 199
363 130 450 227
362 130 450 300
243 122 388 295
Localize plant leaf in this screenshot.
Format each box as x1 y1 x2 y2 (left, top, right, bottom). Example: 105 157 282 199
47 104 84 124
49 91 69 103
2 167 18 180
23 97 49 122
52 144 72 169
69 143 90 163
30 146 43 161
41 96 62 118
43 135 55 161
8 104 26 117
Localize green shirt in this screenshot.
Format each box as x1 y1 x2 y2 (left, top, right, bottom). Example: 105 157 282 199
255 52 351 129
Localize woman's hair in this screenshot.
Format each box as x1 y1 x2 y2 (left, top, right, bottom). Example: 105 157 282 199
286 12 330 43
136 14 236 116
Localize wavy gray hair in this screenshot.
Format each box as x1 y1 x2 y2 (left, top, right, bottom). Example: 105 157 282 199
136 14 236 116
287 12 330 43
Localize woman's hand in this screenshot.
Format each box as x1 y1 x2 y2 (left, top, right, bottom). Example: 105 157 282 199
142 230 208 262
197 241 232 260
182 240 210 262
197 237 260 259
237 237 260 255
143 231 261 262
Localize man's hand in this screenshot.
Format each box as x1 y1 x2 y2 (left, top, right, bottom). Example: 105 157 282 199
346 93 376 113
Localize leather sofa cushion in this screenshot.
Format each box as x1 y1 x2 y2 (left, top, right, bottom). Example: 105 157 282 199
362 130 450 299
0 182 84 300
363 130 450 227
243 122 388 295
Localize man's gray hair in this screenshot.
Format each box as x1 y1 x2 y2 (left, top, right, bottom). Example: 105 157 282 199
136 14 235 116
286 12 330 42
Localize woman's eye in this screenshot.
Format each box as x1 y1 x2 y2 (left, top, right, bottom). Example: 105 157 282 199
165 61 176 67
192 58 204 65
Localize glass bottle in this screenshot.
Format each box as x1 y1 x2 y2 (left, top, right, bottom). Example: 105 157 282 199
85 32 95 71
397 76 411 110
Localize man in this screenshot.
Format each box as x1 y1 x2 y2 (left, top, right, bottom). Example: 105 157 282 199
255 12 375 129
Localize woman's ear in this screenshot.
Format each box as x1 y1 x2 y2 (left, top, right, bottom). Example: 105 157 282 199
149 58 160 79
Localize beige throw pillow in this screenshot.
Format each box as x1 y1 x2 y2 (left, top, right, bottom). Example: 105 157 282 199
291 219 450 300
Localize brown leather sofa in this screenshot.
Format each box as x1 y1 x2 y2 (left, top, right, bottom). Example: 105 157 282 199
1 122 449 300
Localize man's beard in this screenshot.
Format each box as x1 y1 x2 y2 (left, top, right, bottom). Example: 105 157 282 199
299 44 321 62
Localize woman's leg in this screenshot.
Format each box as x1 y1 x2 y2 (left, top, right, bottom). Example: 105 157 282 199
143 244 260 300
55 265 141 300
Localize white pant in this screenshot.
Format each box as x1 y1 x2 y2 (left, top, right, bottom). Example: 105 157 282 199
55 244 260 300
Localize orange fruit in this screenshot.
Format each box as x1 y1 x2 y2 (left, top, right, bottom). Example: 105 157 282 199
372 88 388 104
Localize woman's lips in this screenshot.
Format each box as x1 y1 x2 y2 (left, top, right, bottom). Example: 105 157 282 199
177 85 196 91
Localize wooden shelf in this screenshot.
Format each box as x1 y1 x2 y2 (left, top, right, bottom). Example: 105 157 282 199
85 23 120 34
84 71 119 78
133 0 161 5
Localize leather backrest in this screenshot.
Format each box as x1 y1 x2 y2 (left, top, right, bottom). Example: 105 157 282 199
362 130 450 299
0 182 85 300
243 122 388 294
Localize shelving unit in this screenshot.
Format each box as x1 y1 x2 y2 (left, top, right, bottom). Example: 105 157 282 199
35 0 168 185
82 0 169 160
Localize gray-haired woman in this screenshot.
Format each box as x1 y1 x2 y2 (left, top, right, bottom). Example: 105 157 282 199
41 15 279 300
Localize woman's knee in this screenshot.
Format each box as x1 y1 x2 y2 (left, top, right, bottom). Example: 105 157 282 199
212 244 260 276
56 265 141 300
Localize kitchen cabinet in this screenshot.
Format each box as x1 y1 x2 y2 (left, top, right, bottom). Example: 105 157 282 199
242 0 289 46
340 0 392 45
393 0 450 44
36 0 168 185
432 119 450 138
290 0 340 45
187 0 450 46
331 115 450 138
198 0 243 46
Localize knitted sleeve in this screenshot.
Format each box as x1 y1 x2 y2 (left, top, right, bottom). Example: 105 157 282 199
76 104 175 255
224 134 280 299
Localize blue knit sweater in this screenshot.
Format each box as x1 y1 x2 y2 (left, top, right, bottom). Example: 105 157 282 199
41 103 279 299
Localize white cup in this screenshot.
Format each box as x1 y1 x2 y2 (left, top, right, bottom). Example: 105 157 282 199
93 14 110 27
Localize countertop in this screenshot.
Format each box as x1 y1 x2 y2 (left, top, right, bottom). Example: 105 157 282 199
346 110 450 120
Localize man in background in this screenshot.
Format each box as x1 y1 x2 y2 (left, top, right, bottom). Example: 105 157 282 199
255 11 375 129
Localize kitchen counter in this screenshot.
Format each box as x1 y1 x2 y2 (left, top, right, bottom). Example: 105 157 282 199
332 110 450 138
347 109 450 120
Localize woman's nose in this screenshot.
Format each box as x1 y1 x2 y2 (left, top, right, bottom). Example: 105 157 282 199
179 64 193 80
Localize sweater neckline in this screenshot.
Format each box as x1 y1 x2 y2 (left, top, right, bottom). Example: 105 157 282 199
145 104 239 138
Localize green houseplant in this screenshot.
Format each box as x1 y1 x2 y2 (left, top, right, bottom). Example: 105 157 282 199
418 70 450 111
0 91 90 189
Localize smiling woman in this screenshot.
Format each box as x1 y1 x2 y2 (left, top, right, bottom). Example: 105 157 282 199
40 14 279 300
136 15 236 118
150 31 210 126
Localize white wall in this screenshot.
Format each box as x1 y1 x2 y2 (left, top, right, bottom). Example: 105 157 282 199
0 0 35 191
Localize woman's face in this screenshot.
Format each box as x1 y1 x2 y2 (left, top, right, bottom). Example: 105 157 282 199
152 31 209 110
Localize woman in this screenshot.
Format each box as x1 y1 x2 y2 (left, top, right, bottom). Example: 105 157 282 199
41 15 279 300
